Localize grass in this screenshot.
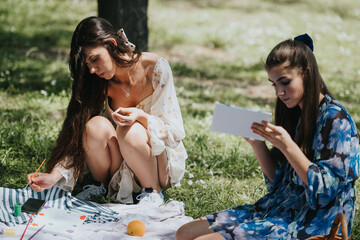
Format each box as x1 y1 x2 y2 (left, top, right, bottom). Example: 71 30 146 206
1 0 360 238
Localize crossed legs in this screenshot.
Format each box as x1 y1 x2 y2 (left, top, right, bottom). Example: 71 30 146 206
82 116 169 192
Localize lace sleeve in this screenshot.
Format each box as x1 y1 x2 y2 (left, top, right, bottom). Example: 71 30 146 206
54 157 76 191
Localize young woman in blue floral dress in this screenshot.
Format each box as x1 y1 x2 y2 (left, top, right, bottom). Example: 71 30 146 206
176 34 359 240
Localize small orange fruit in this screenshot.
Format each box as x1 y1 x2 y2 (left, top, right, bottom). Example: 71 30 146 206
127 220 146 237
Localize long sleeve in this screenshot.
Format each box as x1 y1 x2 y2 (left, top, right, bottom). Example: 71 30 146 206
305 98 359 209
147 58 186 156
54 157 76 191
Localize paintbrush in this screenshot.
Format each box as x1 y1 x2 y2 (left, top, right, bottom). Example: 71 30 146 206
25 158 46 188
20 214 33 240
28 224 45 240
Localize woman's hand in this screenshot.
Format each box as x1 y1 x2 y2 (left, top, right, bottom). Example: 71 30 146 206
251 121 293 152
244 134 276 181
112 107 147 127
244 137 264 146
244 137 268 152
27 169 62 192
252 121 310 185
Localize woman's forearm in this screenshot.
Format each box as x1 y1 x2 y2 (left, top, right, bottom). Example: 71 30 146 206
50 167 64 183
281 141 310 186
136 110 148 129
250 141 277 181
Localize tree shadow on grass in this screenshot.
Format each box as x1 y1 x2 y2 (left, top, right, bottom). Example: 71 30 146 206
0 26 73 48
0 108 33 122
0 27 73 94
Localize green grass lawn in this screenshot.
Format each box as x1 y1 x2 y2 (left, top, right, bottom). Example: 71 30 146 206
1 0 360 238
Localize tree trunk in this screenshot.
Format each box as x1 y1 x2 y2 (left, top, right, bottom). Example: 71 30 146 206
98 0 149 52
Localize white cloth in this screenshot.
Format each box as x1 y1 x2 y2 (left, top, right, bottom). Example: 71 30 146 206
0 200 193 240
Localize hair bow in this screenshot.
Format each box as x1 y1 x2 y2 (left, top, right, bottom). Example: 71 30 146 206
117 28 136 52
294 33 314 52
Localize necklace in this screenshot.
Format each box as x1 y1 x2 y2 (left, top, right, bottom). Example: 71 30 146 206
116 65 135 98
120 83 130 97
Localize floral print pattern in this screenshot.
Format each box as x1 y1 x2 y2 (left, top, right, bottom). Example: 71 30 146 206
144 57 188 185
206 95 359 240
106 57 188 203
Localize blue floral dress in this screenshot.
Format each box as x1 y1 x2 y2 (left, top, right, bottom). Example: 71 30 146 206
206 95 359 240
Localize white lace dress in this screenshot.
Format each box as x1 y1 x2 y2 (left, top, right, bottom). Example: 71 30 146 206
55 57 188 203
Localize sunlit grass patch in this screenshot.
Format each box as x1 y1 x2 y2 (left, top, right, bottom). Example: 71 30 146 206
166 176 267 219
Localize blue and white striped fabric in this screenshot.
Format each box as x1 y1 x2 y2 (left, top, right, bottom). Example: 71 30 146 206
0 187 119 227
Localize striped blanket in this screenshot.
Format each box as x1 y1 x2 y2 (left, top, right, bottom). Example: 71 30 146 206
0 186 119 227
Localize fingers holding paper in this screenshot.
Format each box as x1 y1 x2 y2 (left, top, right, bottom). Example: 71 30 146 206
251 121 293 151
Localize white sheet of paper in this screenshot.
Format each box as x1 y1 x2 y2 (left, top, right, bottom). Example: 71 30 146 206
211 102 272 141
29 206 87 238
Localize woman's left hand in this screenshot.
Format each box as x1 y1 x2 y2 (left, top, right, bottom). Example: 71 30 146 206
112 107 143 126
251 121 293 151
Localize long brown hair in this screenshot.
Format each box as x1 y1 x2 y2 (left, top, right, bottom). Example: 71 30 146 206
46 17 141 179
265 39 333 159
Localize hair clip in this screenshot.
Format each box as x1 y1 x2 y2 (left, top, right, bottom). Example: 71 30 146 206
294 33 313 52
117 28 136 52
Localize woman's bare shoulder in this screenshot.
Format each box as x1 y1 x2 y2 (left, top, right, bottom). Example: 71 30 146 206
140 52 162 76
141 52 161 65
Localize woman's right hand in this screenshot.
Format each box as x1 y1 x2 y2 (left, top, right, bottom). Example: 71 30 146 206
244 137 258 144
27 169 62 192
244 137 266 149
244 132 276 181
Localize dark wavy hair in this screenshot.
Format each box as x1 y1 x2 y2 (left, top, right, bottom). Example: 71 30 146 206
265 39 334 160
46 16 141 180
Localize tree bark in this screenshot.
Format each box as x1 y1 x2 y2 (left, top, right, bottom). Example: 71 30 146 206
98 0 149 52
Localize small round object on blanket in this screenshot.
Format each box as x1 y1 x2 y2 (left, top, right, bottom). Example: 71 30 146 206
127 220 146 237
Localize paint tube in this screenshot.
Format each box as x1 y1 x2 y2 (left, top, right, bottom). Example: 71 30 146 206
0 227 16 235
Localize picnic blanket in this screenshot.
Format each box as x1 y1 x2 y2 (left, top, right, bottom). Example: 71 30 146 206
0 186 119 226
0 187 193 239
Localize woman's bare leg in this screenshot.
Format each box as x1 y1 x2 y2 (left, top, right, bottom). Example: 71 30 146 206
175 217 225 240
83 116 123 186
157 151 171 190
117 122 162 193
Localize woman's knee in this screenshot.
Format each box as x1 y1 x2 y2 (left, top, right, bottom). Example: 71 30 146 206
116 122 149 147
84 116 115 142
175 222 195 240
175 218 214 240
